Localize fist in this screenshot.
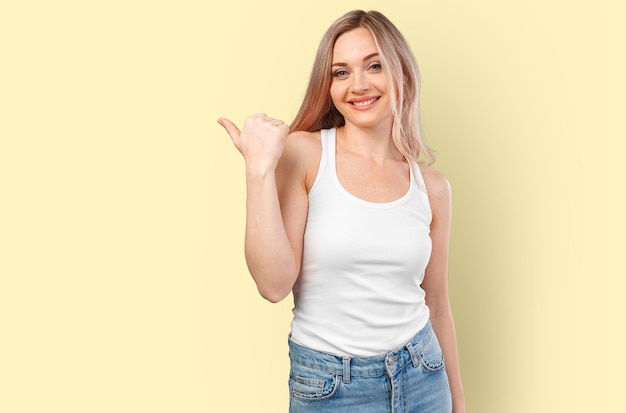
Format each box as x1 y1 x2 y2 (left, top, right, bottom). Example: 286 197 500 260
218 113 289 173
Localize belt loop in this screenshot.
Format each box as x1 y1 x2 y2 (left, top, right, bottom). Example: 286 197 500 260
342 357 351 384
406 342 419 368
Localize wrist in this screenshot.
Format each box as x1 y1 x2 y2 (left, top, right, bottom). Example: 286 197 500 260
245 162 276 180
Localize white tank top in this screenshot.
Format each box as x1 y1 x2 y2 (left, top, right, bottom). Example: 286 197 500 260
290 128 433 357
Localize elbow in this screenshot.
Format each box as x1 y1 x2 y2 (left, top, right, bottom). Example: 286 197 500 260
254 272 295 303
248 260 298 303
258 286 291 303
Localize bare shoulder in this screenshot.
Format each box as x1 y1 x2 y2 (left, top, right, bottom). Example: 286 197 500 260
418 164 451 202
419 164 452 225
285 130 321 154
278 130 322 191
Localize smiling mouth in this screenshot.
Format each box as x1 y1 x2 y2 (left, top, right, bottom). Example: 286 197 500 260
351 97 379 107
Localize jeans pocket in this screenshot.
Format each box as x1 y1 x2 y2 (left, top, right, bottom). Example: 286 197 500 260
289 364 340 402
418 331 446 373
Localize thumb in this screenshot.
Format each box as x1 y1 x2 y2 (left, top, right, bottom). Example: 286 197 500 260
217 118 241 143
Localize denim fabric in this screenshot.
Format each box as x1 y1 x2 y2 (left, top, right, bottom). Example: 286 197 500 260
288 321 452 413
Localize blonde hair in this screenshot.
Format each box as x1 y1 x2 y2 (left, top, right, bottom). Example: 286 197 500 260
290 10 435 165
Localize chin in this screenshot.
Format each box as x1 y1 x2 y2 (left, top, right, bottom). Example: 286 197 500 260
345 114 393 130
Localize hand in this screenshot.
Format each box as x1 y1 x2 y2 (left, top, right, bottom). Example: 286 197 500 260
218 113 290 174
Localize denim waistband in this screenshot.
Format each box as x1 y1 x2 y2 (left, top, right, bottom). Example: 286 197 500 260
288 321 434 381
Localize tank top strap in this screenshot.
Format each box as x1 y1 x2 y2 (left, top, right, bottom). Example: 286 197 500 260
309 128 335 197
325 127 337 164
319 127 337 174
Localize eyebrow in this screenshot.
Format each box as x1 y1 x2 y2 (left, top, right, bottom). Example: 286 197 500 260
331 52 379 67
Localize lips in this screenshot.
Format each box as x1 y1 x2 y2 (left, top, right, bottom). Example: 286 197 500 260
349 96 380 108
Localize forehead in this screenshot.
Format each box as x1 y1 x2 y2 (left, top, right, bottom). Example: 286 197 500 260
332 27 378 62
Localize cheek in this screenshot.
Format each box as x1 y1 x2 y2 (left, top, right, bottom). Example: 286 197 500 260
377 75 392 95
329 83 342 108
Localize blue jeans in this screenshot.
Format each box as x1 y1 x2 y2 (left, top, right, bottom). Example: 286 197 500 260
288 321 452 413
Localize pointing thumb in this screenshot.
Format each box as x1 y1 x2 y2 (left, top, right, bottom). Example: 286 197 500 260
217 118 241 143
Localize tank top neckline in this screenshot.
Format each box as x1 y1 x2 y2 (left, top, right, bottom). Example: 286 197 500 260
325 128 416 209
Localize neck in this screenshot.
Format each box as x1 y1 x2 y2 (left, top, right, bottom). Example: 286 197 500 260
338 121 402 163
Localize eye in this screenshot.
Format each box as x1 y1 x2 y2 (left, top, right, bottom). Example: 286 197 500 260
333 69 349 78
368 62 382 71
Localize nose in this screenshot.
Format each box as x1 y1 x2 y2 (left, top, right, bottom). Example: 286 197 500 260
351 71 369 93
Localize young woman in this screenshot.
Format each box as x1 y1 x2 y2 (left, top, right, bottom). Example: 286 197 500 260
218 10 465 413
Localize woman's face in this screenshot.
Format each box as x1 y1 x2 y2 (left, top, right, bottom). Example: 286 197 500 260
330 27 393 130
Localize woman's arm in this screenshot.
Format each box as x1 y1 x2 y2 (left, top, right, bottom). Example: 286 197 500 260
420 165 466 413
218 115 311 303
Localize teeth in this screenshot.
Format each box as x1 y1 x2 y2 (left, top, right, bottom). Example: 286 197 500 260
352 98 377 107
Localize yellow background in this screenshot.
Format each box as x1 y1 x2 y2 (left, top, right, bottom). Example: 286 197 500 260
1 0 623 411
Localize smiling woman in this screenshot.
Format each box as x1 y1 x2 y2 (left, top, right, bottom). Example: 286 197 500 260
218 10 464 413
330 29 392 131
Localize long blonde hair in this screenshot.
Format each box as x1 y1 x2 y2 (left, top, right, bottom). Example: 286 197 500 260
290 10 435 165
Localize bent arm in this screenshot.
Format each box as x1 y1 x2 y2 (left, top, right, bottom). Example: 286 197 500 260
421 166 466 412
219 116 309 303
243 171 297 302
244 139 308 302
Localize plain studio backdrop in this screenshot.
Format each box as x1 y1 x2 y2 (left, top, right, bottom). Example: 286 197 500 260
1 1 623 412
